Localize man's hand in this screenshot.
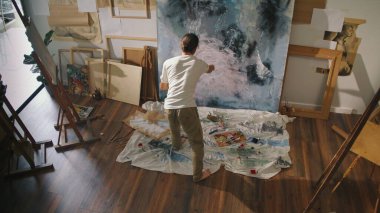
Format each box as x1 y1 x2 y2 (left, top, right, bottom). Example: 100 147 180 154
160 82 169 90
207 65 215 73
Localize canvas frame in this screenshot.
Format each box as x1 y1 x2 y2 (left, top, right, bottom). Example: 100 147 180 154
105 35 157 59
86 58 107 97
58 49 71 86
122 47 144 65
70 47 105 64
106 61 142 105
68 47 105 95
109 0 150 19
280 44 343 120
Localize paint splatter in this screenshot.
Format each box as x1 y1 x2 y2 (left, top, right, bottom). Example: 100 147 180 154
257 0 292 40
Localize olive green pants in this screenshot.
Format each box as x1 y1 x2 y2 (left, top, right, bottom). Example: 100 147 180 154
166 107 204 181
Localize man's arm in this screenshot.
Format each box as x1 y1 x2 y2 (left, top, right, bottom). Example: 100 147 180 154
207 65 215 73
160 82 169 90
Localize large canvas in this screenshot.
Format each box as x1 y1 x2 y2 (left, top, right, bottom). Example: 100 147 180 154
157 0 294 112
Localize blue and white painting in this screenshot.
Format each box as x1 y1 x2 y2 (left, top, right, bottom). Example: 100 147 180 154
157 0 294 112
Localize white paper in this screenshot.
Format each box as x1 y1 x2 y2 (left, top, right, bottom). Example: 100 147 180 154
32 0 50 15
99 8 122 35
120 11 158 38
119 8 146 17
290 25 336 49
77 0 97 12
311 9 344 32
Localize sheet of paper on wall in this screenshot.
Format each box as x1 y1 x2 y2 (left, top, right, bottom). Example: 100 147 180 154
311 9 344 32
25 21 57 84
310 9 344 67
289 25 335 49
77 0 97 12
107 61 142 106
48 4 90 26
99 8 122 35
32 0 50 15
53 13 102 43
120 16 158 38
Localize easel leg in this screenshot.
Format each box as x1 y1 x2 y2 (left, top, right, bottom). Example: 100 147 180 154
57 109 65 146
331 155 361 193
55 107 62 130
303 89 380 212
374 184 379 213
314 125 349 188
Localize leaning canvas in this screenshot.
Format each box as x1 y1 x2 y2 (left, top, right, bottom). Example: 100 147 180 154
157 0 295 112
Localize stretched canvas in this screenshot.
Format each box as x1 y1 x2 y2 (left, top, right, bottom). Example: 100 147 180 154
157 0 294 112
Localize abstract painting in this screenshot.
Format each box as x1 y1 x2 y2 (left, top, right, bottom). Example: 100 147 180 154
157 0 295 112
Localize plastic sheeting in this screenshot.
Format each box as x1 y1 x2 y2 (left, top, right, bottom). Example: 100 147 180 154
117 105 294 179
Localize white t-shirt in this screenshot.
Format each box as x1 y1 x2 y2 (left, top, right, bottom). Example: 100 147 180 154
160 55 208 109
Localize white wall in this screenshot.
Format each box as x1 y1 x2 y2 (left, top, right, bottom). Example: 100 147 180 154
20 0 379 114
21 0 157 63
284 0 380 114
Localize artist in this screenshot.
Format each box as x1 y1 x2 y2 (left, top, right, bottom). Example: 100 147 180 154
159 33 215 182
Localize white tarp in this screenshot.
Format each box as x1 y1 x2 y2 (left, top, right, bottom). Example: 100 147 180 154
117 105 294 179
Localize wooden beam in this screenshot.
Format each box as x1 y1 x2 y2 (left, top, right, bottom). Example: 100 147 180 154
344 18 366 25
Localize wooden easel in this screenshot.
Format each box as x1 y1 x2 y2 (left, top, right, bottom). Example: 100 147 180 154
303 88 380 212
11 0 100 152
279 45 343 120
330 105 380 212
33 52 100 152
0 76 53 177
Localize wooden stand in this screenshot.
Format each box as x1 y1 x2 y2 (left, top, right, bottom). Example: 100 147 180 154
33 53 101 152
0 78 53 177
330 105 380 212
11 0 101 152
303 88 380 212
280 45 343 120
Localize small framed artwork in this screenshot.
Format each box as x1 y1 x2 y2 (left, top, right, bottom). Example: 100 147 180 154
67 63 90 96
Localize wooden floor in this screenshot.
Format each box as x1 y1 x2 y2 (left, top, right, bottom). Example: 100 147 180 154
0 90 378 213
0 25 378 213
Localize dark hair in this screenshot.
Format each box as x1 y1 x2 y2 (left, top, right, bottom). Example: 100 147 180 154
181 33 199 54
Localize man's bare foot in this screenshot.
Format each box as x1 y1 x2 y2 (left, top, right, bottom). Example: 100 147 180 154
193 169 211 182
